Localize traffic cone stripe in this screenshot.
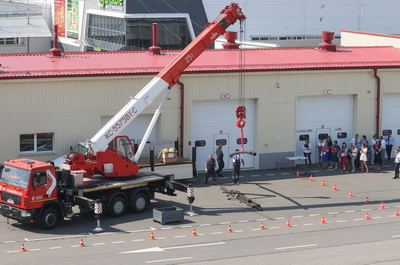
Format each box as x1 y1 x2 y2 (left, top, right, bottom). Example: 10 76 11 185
259 222 266 230
321 180 326 186
364 212 370 220
332 184 338 191
227 225 233 233
192 228 198 236
394 209 400 216
379 202 385 210
320 216 326 224
20 243 27 252
348 191 354 197
149 232 155 240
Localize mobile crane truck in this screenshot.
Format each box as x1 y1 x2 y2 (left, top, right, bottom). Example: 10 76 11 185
0 3 246 229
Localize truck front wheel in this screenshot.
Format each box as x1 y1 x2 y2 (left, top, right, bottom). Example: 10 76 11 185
131 193 149 213
108 196 127 217
40 208 58 229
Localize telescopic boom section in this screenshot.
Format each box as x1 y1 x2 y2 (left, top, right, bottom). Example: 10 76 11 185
89 3 245 154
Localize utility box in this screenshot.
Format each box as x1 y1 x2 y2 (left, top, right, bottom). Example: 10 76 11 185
153 206 184 225
162 151 178 164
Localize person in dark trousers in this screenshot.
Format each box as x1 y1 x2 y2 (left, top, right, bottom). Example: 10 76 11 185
393 147 400 179
386 132 395 161
204 154 217 185
231 150 245 184
216 144 225 177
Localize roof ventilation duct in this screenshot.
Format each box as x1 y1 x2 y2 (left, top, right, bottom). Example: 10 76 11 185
149 22 161 55
319 31 337 52
222 31 240 49
50 25 62 57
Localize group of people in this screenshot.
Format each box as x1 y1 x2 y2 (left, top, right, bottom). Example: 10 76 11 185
204 144 244 185
303 133 400 177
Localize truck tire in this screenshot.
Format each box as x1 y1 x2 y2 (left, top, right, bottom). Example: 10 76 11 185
131 192 149 213
40 207 59 229
108 196 127 217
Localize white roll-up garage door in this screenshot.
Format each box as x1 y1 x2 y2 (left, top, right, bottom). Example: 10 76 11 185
296 95 354 163
382 94 400 157
192 100 255 170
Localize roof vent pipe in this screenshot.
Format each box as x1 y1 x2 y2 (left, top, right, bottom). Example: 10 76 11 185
50 24 62 57
318 31 337 52
149 22 161 55
222 31 240 49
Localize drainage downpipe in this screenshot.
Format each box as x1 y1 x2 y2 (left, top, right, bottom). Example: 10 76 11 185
177 80 184 156
373 68 381 136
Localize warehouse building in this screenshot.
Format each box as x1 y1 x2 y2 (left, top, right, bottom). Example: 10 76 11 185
1 32 400 171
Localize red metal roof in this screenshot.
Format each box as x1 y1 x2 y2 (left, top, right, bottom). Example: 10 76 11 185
1 46 400 79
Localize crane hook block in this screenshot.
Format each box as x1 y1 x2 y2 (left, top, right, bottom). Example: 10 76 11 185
236 105 246 119
236 119 246 128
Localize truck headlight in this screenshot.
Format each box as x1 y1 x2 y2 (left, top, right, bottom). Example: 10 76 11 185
21 211 31 217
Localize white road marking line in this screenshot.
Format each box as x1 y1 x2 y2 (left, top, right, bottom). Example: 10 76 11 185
392 235 400 238
161 227 173 230
257 218 267 221
200 224 212 226
251 228 262 231
181 225 193 228
361 209 372 212
7 250 19 253
292 216 303 218
337 220 348 223
146 257 192 263
276 244 317 251
49 247 62 249
328 212 339 215
157 237 166 240
127 228 155 233
211 232 223 235
234 230 243 233
3 241 16 243
267 174 276 176
93 243 106 246
219 222 231 225
291 225 298 227
309 214 320 217
354 218 364 221
304 223 314 226
396 206 400 208
372 216 382 219
112 241 125 244
281 173 290 175
269 227 280 229
345 210 355 213
24 235 83 242
132 239 145 242
174 235 186 238
238 220 249 223
275 217 285 220
163 242 225 251
29 249 40 251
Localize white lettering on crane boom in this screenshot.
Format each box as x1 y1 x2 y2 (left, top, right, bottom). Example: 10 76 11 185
104 107 137 140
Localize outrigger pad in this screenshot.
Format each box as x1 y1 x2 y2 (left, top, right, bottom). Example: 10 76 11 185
229 150 257 158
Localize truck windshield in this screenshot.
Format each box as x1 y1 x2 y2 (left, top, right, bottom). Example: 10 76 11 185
0 165 30 189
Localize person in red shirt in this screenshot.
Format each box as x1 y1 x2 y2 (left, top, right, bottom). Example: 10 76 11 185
339 142 349 172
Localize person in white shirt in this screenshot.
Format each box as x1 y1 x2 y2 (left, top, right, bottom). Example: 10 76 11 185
386 132 395 161
351 134 359 145
393 147 400 179
380 136 387 164
303 139 312 168
370 134 378 165
231 150 244 184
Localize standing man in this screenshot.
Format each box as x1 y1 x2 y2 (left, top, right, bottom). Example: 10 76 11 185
380 136 387 164
204 154 217 185
303 139 312 168
351 134 359 145
386 132 395 161
215 144 225 177
393 147 400 179
232 150 245 184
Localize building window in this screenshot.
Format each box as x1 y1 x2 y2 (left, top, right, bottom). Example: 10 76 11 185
337 132 347 139
86 15 191 51
215 139 227 146
20 133 54 153
195 140 206 147
0 38 21 45
382 129 392 136
236 138 248 145
299 135 309 141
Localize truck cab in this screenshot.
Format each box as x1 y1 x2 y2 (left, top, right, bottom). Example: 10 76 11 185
0 159 61 228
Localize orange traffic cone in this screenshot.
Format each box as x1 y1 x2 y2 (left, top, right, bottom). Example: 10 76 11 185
285 219 292 227
149 232 155 240
20 243 27 252
320 216 326 224
259 222 266 230
192 228 198 236
379 202 385 210
348 191 354 197
332 184 338 191
394 209 400 216
321 179 327 186
227 225 233 233
295 170 300 177
365 197 370 204
308 174 314 182
364 212 371 220
79 238 85 247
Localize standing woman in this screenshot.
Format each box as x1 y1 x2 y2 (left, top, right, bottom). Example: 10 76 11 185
360 142 369 173
374 141 382 170
322 142 330 168
340 142 349 172
303 139 312 168
330 140 340 170
317 139 324 167
351 144 358 172
327 136 333 168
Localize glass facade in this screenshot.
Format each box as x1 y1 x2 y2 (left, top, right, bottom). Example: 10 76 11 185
86 14 191 51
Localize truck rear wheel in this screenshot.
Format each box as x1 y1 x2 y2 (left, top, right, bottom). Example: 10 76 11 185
108 196 127 217
131 192 149 213
40 208 58 229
